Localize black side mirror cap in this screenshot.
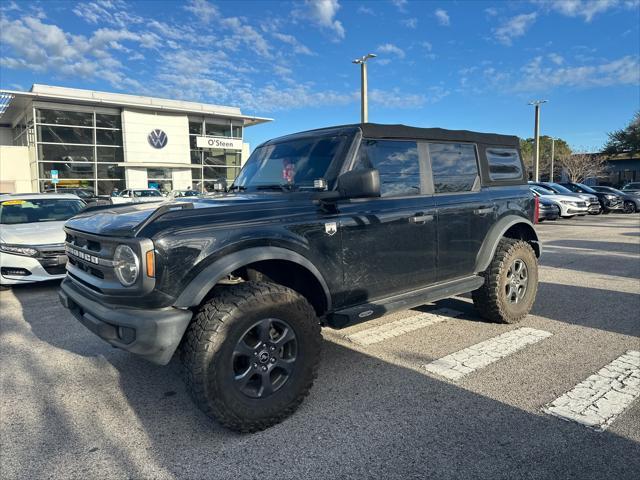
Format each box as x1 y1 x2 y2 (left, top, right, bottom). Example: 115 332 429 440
337 168 381 199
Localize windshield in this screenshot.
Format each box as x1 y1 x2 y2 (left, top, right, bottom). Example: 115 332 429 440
623 183 640 189
574 183 597 194
234 134 350 190
531 186 554 195
546 182 573 194
134 190 162 197
0 198 85 225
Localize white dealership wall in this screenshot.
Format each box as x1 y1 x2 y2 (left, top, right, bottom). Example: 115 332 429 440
121 109 192 189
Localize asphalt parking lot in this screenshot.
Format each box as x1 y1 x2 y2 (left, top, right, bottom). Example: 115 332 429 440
1 214 639 480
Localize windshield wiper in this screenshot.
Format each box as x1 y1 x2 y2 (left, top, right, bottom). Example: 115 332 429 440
255 184 296 192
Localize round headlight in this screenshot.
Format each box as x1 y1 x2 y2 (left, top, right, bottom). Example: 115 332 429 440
113 245 139 286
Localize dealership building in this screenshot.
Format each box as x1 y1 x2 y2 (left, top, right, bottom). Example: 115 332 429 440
0 84 271 194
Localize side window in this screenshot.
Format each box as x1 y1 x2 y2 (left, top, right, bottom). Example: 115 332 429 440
356 139 420 197
428 143 479 193
486 148 523 181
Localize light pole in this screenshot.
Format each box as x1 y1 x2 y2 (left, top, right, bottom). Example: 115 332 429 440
353 53 376 123
528 99 547 182
550 137 555 182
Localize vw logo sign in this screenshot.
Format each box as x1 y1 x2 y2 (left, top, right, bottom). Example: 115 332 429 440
148 129 168 149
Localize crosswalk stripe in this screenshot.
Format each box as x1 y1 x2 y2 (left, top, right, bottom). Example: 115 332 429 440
544 350 640 431
424 327 553 381
345 308 462 346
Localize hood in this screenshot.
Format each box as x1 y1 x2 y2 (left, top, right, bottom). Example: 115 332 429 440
540 194 585 203
64 193 308 237
0 220 67 245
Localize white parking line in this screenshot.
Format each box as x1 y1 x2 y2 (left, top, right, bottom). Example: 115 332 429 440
346 308 462 346
424 327 553 381
544 350 640 431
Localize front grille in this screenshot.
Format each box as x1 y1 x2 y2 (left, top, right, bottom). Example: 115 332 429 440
577 202 586 207
64 230 117 285
66 233 101 252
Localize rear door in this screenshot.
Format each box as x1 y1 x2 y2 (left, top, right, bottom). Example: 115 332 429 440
429 142 494 282
338 139 437 305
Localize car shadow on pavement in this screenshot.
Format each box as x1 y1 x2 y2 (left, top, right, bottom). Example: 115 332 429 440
3 283 639 479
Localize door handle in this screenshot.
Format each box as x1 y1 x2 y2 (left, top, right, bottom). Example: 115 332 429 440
474 206 494 215
409 214 434 224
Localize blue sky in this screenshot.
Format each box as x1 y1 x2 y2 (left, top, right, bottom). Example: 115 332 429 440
1 0 638 151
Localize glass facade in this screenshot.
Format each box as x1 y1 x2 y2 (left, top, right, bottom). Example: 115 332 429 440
35 107 124 195
189 118 243 192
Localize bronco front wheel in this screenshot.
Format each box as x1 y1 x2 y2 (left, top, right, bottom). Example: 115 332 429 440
472 238 538 324
181 282 322 432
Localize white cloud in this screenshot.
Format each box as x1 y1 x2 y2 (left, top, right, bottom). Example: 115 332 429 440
391 0 408 12
357 5 375 15
513 55 640 91
272 32 314 55
305 0 345 40
434 9 450 26
534 0 619 22
401 17 418 28
377 43 406 59
494 12 538 45
548 53 564 65
369 86 449 108
184 0 219 23
421 41 433 52
485 7 499 16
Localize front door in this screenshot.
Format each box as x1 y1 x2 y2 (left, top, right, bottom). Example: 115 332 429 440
338 139 437 307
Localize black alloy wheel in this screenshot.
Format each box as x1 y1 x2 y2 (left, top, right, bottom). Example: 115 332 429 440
232 318 298 399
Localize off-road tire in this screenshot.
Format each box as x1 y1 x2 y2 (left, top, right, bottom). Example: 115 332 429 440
472 238 538 324
181 281 322 433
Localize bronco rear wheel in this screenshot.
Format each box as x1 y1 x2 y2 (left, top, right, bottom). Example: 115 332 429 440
181 281 321 432
472 238 538 324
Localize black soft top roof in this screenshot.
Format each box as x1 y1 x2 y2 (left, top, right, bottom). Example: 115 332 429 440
266 123 520 148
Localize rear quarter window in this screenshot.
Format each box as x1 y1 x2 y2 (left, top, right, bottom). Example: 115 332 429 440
486 148 523 181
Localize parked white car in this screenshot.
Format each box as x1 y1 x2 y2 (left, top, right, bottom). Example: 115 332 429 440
0 193 85 287
167 189 200 200
529 186 588 218
110 188 165 204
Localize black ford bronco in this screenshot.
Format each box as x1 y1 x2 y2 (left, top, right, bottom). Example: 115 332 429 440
59 124 540 432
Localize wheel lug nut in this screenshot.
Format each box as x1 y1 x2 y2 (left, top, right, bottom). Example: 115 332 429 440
253 351 258 356
253 363 258 368
270 346 275 351
261 366 268 372
270 357 276 363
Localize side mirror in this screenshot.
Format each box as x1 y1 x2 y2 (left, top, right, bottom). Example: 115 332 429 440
337 168 381 199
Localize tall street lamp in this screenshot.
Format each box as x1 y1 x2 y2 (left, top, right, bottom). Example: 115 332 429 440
353 53 376 123
528 99 547 182
550 137 556 182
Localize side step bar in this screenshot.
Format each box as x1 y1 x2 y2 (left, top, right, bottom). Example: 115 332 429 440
326 275 484 328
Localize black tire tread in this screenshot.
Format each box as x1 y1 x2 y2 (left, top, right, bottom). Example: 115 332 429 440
472 238 537 324
181 281 321 433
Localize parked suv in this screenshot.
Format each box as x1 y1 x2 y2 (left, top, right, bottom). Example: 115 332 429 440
58 124 540 432
559 182 622 213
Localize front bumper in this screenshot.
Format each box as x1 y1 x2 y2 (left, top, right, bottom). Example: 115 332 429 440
0 251 67 285
587 201 601 213
59 278 192 365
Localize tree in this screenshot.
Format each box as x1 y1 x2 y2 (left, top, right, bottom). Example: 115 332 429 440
603 111 640 154
519 136 571 180
560 151 608 183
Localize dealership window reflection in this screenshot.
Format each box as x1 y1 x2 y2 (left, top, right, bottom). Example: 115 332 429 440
35 108 124 195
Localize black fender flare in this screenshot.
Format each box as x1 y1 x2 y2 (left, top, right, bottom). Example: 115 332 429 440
474 215 540 273
174 246 332 310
